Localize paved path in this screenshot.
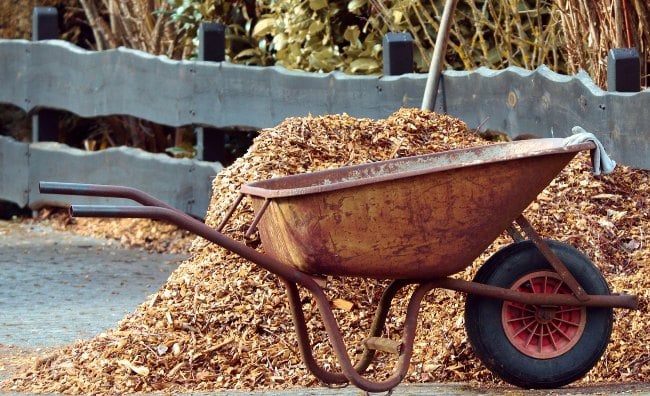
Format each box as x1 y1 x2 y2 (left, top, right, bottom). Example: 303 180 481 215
0 220 185 348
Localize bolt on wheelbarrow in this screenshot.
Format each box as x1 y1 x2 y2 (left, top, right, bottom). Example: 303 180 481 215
39 137 639 392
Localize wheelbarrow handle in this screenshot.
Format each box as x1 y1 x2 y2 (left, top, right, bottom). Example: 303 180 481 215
69 204 152 218
39 181 175 210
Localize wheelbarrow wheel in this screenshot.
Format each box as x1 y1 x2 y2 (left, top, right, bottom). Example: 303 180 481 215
464 240 613 389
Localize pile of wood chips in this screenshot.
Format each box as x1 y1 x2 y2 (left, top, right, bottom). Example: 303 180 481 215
2 108 648 394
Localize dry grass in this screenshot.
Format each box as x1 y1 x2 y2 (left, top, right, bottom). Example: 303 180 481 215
78 0 183 58
557 0 649 88
374 0 565 72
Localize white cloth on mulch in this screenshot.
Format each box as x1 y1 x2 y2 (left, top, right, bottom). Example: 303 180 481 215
563 126 616 175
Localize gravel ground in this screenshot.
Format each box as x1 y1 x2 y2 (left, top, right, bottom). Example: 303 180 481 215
0 218 185 388
0 219 185 348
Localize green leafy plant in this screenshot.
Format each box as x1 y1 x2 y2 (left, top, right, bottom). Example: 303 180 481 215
166 0 567 75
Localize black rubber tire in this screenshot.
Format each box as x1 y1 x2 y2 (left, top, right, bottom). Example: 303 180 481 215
464 240 613 389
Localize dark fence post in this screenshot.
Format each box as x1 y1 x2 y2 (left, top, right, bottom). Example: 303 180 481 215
31 7 60 142
607 48 640 92
383 32 413 76
197 22 226 163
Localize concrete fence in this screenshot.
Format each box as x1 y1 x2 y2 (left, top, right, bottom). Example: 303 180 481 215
0 135 220 219
1 38 648 218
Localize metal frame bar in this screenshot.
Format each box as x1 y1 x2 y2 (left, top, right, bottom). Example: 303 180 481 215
514 215 589 301
217 193 243 232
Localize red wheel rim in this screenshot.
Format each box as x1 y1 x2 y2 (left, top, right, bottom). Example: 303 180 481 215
502 271 586 359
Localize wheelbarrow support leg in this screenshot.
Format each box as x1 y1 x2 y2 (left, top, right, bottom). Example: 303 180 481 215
283 279 413 386
283 279 347 386
357 279 415 368
285 278 434 393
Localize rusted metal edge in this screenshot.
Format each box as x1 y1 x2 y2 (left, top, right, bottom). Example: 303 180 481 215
245 198 270 238
505 223 526 243
241 139 595 199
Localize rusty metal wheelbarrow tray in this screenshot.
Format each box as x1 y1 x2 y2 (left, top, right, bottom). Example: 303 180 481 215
38 137 639 393
239 138 590 279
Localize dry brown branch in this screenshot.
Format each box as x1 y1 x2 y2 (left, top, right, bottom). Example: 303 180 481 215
558 0 649 88
78 0 177 57
78 0 107 50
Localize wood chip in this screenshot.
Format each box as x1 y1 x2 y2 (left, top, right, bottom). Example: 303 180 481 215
117 360 150 376
333 299 355 312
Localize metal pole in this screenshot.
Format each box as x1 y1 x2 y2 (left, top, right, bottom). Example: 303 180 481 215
421 0 458 111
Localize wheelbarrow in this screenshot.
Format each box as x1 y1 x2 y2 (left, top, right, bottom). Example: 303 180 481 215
39 137 638 392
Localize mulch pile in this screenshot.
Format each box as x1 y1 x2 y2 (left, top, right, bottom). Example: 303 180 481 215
2 108 648 394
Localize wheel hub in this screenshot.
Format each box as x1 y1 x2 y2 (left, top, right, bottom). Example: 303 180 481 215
502 271 587 359
535 307 555 323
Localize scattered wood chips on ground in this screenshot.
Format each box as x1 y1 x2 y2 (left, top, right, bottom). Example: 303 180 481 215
32 208 195 254
2 108 648 394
